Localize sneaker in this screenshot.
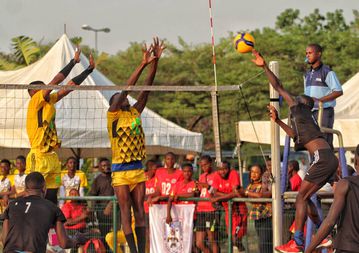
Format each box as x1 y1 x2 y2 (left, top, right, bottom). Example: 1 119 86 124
275 239 304 253
316 236 333 249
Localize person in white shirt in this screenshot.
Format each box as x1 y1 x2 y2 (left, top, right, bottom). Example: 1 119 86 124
13 156 27 198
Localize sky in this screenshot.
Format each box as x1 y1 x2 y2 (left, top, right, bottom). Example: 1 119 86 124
0 0 358 55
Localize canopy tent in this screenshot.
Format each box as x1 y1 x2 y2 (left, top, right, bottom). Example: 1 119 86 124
0 34 203 159
237 72 359 149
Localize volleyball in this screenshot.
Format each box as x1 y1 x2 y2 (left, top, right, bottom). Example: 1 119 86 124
233 33 255 53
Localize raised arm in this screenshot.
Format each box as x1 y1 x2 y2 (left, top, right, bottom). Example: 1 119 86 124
304 179 349 253
134 37 166 113
267 104 296 138
56 54 95 102
251 50 296 107
43 47 81 101
109 44 156 112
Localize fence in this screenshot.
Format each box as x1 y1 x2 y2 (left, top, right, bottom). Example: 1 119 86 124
52 194 333 253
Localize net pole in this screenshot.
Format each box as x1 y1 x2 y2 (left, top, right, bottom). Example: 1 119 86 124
208 0 222 164
269 61 283 249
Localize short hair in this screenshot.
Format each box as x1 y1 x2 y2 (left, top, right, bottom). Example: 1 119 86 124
165 152 176 158
25 172 45 190
16 155 26 163
307 43 323 53
289 160 300 171
109 92 120 106
200 155 212 163
181 163 193 170
0 159 11 167
29 80 45 85
99 157 110 164
66 156 77 163
221 160 231 169
297 95 314 109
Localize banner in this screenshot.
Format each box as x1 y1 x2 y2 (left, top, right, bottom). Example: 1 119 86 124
149 204 195 253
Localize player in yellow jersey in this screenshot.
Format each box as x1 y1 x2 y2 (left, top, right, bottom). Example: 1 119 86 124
26 48 95 204
108 37 165 253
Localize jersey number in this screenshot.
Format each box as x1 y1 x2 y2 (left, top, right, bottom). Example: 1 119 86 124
25 202 31 213
161 183 171 195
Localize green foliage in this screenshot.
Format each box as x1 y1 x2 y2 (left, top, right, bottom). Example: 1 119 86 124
11 35 40 65
70 36 83 46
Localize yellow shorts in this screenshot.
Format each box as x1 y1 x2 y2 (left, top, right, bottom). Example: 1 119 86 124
26 150 61 189
112 169 146 191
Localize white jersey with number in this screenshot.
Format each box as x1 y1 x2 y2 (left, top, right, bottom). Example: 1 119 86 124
0 177 11 193
14 174 27 194
61 174 81 196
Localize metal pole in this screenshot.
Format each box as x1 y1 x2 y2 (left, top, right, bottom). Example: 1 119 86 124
113 200 118 253
235 122 243 185
228 200 233 253
211 91 222 164
95 30 98 53
269 61 282 249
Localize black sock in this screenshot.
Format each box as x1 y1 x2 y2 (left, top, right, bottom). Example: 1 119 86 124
135 226 146 253
125 233 138 253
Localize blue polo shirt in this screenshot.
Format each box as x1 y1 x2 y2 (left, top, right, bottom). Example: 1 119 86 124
304 64 342 109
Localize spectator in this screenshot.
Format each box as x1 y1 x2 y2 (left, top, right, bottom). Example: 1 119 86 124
304 43 343 149
166 163 196 224
148 152 183 203
288 160 302 191
144 159 158 252
62 188 88 253
12 156 27 198
0 159 13 213
354 144 359 174
262 158 273 193
89 157 114 252
195 155 219 253
244 164 272 253
60 157 87 200
211 161 247 253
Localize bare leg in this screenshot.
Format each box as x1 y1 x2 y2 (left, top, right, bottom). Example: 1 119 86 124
196 231 210 253
207 230 219 253
131 182 146 253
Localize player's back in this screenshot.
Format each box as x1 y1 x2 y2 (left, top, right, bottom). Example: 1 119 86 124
3 195 65 253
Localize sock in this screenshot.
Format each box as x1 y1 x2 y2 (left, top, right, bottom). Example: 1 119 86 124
294 231 304 246
125 233 138 253
135 226 146 253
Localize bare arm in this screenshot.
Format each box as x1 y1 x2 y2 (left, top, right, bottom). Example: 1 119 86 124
43 47 81 101
251 50 295 107
305 179 349 253
108 44 156 112
317 90 343 103
166 196 173 224
268 104 296 138
1 219 9 245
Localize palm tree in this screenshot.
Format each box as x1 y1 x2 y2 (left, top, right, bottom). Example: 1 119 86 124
11 36 40 65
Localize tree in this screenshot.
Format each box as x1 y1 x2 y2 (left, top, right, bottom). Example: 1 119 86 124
11 36 40 65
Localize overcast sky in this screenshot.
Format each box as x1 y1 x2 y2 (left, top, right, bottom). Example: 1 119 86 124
0 0 358 55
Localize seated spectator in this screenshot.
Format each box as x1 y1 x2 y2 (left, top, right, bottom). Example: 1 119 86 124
60 157 87 199
288 160 302 191
166 163 196 224
148 152 183 204
61 189 88 253
244 164 272 253
196 155 219 253
12 156 27 198
211 161 247 253
0 159 13 213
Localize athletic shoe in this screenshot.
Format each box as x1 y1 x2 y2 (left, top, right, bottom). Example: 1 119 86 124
316 236 333 249
275 239 304 253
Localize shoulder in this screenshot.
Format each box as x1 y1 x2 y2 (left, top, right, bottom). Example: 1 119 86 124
130 107 140 115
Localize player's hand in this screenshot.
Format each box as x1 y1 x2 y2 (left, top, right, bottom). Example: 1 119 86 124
74 47 81 63
251 49 265 67
267 104 279 122
141 43 156 65
88 54 95 71
166 216 172 224
152 37 166 59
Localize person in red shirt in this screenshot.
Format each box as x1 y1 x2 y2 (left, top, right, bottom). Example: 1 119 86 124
195 155 219 253
288 160 302 192
211 161 247 252
166 163 196 224
148 152 184 204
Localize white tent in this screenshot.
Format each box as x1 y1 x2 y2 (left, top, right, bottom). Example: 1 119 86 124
237 72 359 149
0 34 203 159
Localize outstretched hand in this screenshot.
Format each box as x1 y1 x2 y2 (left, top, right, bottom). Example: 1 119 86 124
251 49 265 67
267 104 279 122
74 47 81 63
152 37 166 59
88 54 95 70
142 44 156 65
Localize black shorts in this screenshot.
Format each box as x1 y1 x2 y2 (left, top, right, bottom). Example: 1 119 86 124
195 211 219 232
304 149 338 187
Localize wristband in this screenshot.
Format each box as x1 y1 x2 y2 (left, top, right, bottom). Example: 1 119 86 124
59 59 76 77
72 67 93 85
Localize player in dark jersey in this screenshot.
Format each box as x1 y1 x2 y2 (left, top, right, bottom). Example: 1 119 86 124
305 175 359 253
251 50 338 252
1 172 87 253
